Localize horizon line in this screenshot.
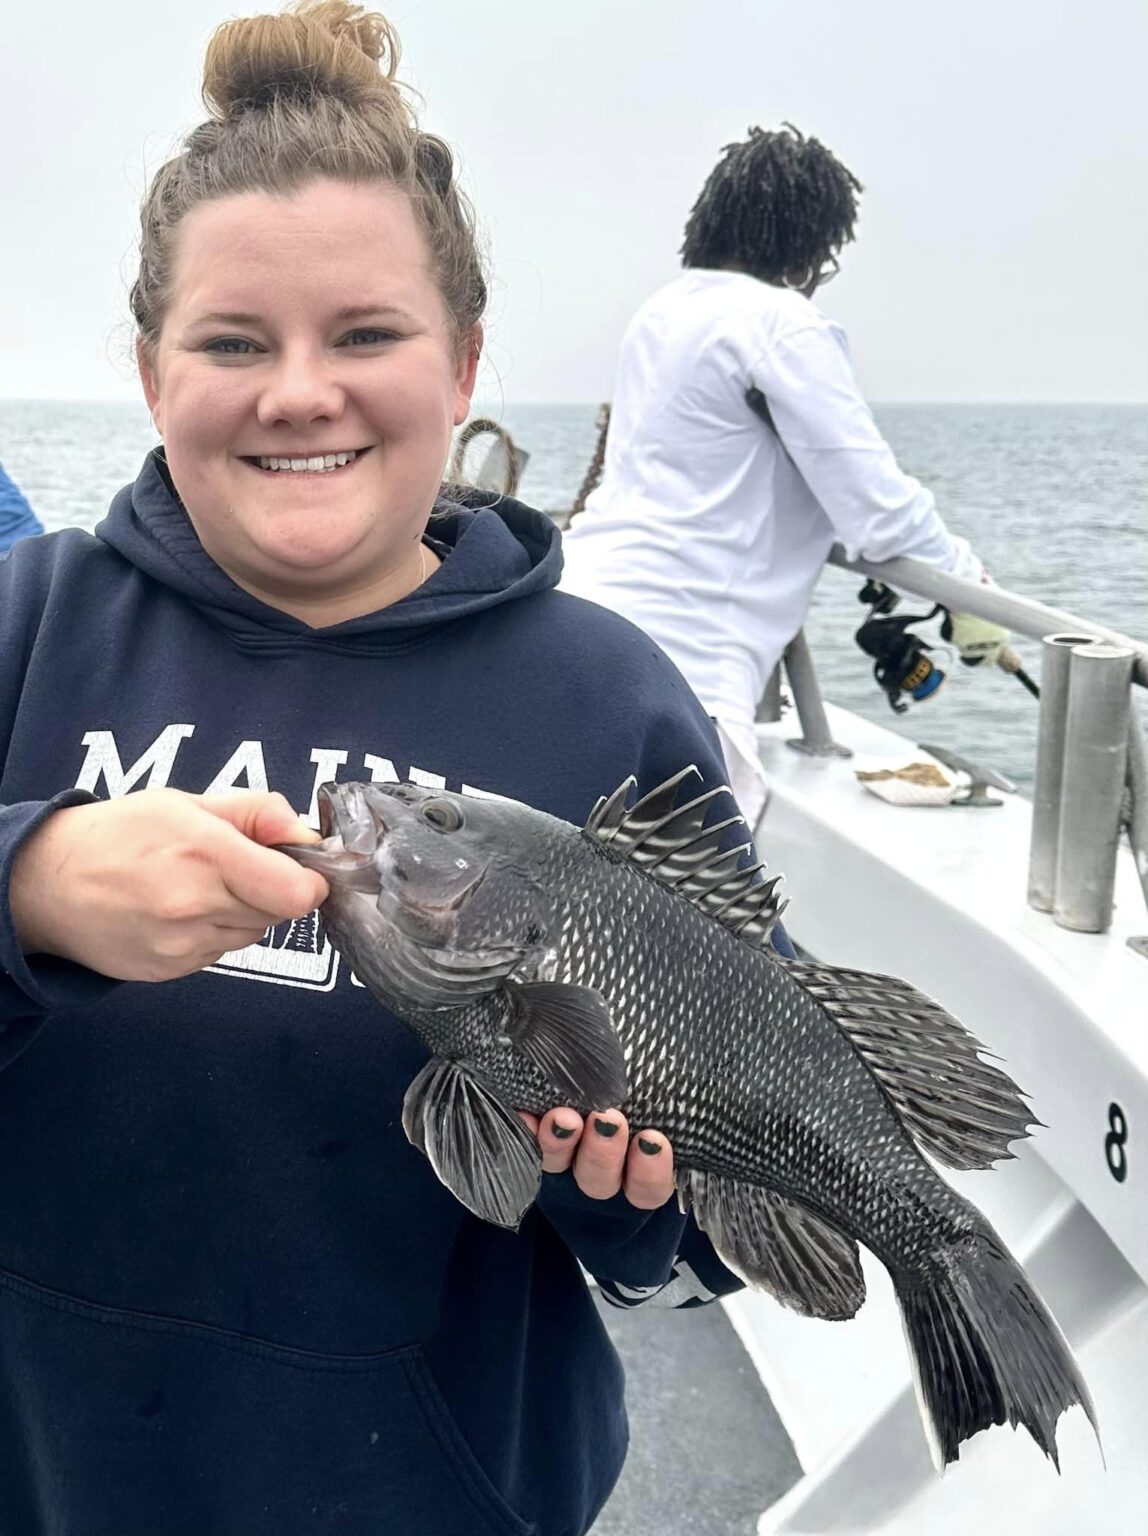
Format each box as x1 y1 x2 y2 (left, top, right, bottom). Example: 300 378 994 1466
2 396 1146 410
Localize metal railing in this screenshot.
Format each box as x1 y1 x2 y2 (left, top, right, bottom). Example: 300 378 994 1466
828 546 1148 689
774 548 1148 940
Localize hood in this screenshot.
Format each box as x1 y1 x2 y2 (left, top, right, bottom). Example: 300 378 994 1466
94 449 562 653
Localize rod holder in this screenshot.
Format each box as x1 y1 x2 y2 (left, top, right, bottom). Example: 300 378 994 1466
1027 633 1097 912
1053 642 1135 934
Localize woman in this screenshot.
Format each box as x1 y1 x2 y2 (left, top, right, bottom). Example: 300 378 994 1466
561 125 1008 828
0 6 787 1533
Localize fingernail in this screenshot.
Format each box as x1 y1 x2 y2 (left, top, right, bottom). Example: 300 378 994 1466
637 1137 661 1156
551 1123 576 1140
593 1118 620 1138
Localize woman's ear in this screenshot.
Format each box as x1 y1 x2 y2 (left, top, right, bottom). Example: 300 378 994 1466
453 325 482 427
136 338 163 434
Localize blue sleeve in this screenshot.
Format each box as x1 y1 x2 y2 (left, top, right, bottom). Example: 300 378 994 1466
536 1173 742 1308
0 463 43 552
0 791 119 1066
0 540 120 1056
536 625 791 1304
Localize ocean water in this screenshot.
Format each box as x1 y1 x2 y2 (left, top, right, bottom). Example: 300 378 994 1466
3 398 1145 790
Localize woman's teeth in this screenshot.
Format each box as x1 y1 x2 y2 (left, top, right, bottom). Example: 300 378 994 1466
254 450 360 473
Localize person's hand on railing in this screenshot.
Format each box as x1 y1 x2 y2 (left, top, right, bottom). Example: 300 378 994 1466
940 610 1012 668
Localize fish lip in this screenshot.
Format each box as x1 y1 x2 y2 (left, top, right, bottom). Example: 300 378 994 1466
316 784 339 840
317 782 390 848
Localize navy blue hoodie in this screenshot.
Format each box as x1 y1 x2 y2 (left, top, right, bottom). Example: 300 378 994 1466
0 452 780 1536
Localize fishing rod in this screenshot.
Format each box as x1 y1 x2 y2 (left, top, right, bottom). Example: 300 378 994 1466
854 580 1039 712
996 648 1040 699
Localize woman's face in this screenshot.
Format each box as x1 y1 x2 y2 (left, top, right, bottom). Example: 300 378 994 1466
139 178 479 625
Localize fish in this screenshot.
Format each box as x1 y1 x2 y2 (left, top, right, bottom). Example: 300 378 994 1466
282 767 1097 1470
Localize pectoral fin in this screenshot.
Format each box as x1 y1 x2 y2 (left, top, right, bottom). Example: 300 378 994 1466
402 1058 542 1231
504 981 629 1109
679 1169 865 1321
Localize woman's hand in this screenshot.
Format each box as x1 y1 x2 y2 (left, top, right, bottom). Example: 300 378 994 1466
9 789 329 982
519 1107 675 1210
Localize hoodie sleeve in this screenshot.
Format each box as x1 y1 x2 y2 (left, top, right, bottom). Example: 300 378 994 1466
0 547 120 1061
0 793 119 1065
536 1173 741 1308
535 630 791 1304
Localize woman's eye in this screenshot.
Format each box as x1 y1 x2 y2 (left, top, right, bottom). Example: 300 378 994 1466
204 337 257 355
422 800 463 832
342 328 399 347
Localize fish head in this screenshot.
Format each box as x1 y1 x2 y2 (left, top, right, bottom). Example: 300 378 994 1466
282 781 557 1011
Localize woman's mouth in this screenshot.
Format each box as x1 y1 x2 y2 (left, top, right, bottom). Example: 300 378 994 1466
242 447 371 475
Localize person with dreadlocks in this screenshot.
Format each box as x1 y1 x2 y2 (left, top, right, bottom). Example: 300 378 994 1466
561 124 1007 827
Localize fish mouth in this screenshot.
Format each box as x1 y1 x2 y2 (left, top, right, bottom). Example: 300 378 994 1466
317 781 389 853
317 783 343 840
314 781 488 932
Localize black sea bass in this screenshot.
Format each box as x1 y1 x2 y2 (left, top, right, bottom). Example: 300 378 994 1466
284 768 1096 1470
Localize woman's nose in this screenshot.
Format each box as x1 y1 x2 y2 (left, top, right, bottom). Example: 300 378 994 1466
256 348 345 428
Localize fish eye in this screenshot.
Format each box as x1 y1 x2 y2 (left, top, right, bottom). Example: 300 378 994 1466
421 799 463 833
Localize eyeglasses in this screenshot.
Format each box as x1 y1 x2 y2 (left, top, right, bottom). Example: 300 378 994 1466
813 256 840 288
783 256 840 294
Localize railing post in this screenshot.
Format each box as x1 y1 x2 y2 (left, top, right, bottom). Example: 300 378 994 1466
1027 633 1097 913
782 632 851 759
1053 642 1135 934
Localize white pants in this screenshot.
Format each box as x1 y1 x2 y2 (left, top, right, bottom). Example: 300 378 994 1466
714 719 769 834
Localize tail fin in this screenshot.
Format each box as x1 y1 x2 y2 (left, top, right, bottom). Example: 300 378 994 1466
895 1232 1099 1470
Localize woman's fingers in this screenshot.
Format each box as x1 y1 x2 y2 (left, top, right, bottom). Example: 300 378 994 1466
8 788 328 981
535 1108 584 1174
622 1128 675 1209
571 1107 629 1199
217 840 329 927
525 1108 676 1209
198 790 319 848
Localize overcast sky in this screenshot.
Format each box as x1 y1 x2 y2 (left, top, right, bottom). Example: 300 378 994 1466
1 0 1145 406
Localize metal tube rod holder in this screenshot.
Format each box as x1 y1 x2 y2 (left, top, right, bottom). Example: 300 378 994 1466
1027 633 1097 913
1053 642 1135 934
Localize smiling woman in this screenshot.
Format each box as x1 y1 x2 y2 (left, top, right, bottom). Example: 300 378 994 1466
139 179 477 624
0 5 792 1535
129 3 486 626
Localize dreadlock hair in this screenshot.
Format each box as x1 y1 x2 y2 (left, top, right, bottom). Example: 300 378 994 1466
680 123 863 286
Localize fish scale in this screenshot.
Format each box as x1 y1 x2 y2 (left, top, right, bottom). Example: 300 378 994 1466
489 836 951 1267
284 770 1098 1472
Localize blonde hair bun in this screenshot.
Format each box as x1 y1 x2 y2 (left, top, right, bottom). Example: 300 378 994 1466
203 1 400 119
133 0 486 349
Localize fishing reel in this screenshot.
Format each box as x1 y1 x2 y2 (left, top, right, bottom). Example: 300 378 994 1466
854 580 946 714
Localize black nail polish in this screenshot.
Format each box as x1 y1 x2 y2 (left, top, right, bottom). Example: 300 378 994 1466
551 1123 576 1140
593 1118 620 1138
637 1137 661 1156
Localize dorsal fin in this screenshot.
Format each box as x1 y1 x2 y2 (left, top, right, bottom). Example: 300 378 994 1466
583 768 788 948
784 961 1038 1169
